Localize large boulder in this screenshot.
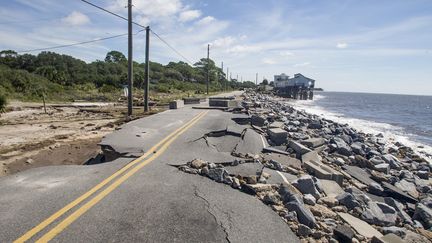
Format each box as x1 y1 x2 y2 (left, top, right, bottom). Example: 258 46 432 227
292 175 321 199
189 159 207 169
278 183 301 203
308 121 322 129
285 200 317 228
361 201 397 226
351 142 366 156
333 224 355 243
382 154 402 170
384 197 413 225
336 193 361 210
279 184 317 228
395 179 419 199
374 163 390 174
368 182 385 196
331 137 352 156
413 203 432 229
207 168 228 183
382 226 407 238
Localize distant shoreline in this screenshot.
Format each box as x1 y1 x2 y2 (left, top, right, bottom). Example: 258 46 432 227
316 90 432 97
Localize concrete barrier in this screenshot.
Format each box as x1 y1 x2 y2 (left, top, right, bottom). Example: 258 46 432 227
209 99 239 108
169 100 184 109
183 97 201 104
209 96 235 100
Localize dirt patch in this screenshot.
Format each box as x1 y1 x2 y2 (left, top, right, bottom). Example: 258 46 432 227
3 137 103 175
0 101 165 176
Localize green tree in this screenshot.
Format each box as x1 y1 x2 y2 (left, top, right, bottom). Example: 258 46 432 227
105 51 126 63
0 50 18 68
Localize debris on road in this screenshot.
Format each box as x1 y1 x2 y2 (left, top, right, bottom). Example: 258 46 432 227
178 90 432 242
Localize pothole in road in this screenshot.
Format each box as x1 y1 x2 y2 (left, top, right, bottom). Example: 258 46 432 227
198 129 243 153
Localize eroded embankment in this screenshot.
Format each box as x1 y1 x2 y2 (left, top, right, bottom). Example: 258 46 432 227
0 104 122 176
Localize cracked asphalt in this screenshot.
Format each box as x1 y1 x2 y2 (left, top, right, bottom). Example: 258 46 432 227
0 92 299 243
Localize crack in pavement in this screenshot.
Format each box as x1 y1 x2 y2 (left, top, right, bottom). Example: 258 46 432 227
193 185 232 243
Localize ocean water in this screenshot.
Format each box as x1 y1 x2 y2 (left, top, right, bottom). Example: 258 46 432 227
291 91 432 161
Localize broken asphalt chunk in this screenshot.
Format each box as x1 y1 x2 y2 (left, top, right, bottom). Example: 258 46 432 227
303 151 344 186
337 212 383 239
268 128 288 145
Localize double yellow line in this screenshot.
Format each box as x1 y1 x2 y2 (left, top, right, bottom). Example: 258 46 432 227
15 111 208 243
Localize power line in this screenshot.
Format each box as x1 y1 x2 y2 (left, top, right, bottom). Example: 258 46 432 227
80 0 194 65
80 0 146 29
17 30 144 53
150 29 194 65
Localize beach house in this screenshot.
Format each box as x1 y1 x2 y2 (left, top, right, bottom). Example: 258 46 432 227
273 73 315 100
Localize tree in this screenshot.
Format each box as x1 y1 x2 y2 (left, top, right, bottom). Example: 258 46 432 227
194 58 223 84
105 51 126 63
261 79 269 85
0 50 18 68
0 50 17 58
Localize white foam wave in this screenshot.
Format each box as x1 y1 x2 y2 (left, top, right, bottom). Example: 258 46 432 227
291 101 432 163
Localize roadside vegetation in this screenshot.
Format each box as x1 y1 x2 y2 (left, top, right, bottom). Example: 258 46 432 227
0 50 256 104
0 93 6 114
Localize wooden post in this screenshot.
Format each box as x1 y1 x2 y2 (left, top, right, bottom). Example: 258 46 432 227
42 93 47 114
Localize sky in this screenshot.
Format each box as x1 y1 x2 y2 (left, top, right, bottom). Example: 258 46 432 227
0 0 431 95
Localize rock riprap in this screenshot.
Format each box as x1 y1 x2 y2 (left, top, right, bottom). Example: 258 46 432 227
177 90 432 242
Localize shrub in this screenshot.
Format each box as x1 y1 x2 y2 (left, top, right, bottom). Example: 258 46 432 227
0 93 6 113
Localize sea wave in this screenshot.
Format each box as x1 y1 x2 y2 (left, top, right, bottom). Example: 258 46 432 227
290 98 432 162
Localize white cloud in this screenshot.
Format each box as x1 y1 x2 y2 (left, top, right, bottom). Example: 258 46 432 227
108 0 183 25
279 51 294 56
336 42 348 49
210 36 236 48
227 44 262 54
196 16 215 25
262 58 276 64
293 62 311 67
239 34 247 40
179 10 201 22
62 11 90 26
136 15 150 26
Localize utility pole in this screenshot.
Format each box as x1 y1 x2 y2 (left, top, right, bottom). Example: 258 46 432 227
127 0 133 117
221 61 224 91
221 62 224 78
144 26 150 112
236 74 238 81
206 44 210 94
256 73 258 86
226 67 229 91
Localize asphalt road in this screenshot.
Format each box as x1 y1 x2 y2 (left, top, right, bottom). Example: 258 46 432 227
0 92 299 243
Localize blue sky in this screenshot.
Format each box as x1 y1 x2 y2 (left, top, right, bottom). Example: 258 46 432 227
0 0 431 95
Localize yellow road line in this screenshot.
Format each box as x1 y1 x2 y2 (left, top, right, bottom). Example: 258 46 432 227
35 110 208 242
14 111 206 243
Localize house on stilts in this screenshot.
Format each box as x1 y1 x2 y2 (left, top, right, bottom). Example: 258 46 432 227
273 73 315 100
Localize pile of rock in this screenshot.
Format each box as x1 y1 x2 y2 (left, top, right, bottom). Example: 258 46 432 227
178 90 432 242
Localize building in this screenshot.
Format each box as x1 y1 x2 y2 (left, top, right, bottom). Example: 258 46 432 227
273 73 315 100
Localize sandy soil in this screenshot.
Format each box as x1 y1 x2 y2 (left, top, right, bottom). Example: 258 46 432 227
0 102 128 176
